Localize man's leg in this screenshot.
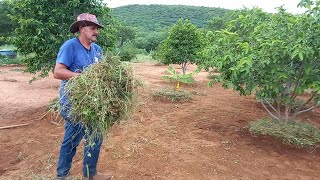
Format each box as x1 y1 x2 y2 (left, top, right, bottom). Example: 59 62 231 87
83 135 103 178
57 113 86 178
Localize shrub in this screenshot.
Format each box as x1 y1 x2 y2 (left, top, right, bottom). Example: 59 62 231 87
199 7 320 122
117 43 138 61
161 66 199 91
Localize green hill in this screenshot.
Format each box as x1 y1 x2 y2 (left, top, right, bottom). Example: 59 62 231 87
111 4 231 31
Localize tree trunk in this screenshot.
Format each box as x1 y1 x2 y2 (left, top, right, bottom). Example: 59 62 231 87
284 106 290 123
181 62 188 74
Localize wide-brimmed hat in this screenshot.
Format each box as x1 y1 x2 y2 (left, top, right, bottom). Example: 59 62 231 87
69 13 104 33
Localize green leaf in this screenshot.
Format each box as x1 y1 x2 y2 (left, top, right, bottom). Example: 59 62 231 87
298 52 304 60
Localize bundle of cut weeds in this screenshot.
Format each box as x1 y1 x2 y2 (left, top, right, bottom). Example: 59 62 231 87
65 57 137 143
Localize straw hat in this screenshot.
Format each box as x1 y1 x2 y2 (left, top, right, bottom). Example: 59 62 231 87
69 13 104 33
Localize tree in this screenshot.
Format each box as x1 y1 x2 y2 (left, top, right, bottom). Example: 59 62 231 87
4 0 117 76
200 7 320 122
112 4 230 31
157 19 205 74
134 31 167 52
0 1 18 45
205 13 233 32
116 25 136 47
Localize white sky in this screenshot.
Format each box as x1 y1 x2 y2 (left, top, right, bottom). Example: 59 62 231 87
105 0 306 14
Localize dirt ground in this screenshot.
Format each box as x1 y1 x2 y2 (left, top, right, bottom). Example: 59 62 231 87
0 62 320 180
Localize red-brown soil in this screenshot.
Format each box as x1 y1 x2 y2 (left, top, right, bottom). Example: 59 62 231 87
0 63 320 180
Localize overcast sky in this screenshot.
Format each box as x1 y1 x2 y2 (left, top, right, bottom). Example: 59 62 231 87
105 0 305 14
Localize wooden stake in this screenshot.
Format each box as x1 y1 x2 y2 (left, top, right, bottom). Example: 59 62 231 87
0 123 29 130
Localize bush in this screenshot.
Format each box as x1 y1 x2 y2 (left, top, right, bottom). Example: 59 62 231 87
117 43 138 61
249 118 320 147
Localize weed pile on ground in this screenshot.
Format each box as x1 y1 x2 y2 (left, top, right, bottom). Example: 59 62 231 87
65 57 138 143
153 88 192 102
249 118 320 147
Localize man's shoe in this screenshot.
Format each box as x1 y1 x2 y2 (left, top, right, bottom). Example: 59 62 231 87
87 172 113 180
56 176 68 180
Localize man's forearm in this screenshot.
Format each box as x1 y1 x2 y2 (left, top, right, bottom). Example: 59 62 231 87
54 68 80 80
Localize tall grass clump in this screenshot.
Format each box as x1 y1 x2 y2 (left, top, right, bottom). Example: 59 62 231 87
65 57 139 143
249 118 320 147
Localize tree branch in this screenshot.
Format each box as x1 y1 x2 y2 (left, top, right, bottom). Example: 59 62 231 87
295 92 316 113
294 103 319 117
265 100 277 112
261 101 280 121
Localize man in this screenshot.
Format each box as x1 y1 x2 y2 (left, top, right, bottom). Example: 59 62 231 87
54 13 112 180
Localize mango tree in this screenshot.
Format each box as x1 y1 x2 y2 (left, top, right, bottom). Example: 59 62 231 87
156 19 205 74
199 7 320 122
4 0 117 76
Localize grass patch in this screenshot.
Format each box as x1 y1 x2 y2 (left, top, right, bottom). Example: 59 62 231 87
131 54 157 63
0 45 26 65
10 67 25 72
190 91 207 96
0 56 24 65
249 118 320 147
153 88 192 102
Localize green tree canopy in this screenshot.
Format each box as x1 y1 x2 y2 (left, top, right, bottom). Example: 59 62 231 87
0 1 18 45
157 19 205 74
116 25 136 47
112 4 231 32
200 6 320 122
134 31 167 53
4 0 116 75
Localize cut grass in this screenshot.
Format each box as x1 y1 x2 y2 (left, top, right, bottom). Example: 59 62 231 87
153 88 192 102
48 97 60 112
249 118 320 147
65 57 139 144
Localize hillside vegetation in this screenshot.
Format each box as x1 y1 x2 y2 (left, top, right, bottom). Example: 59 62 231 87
111 4 231 31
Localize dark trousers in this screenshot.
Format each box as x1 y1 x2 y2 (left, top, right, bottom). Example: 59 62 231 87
57 110 102 178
